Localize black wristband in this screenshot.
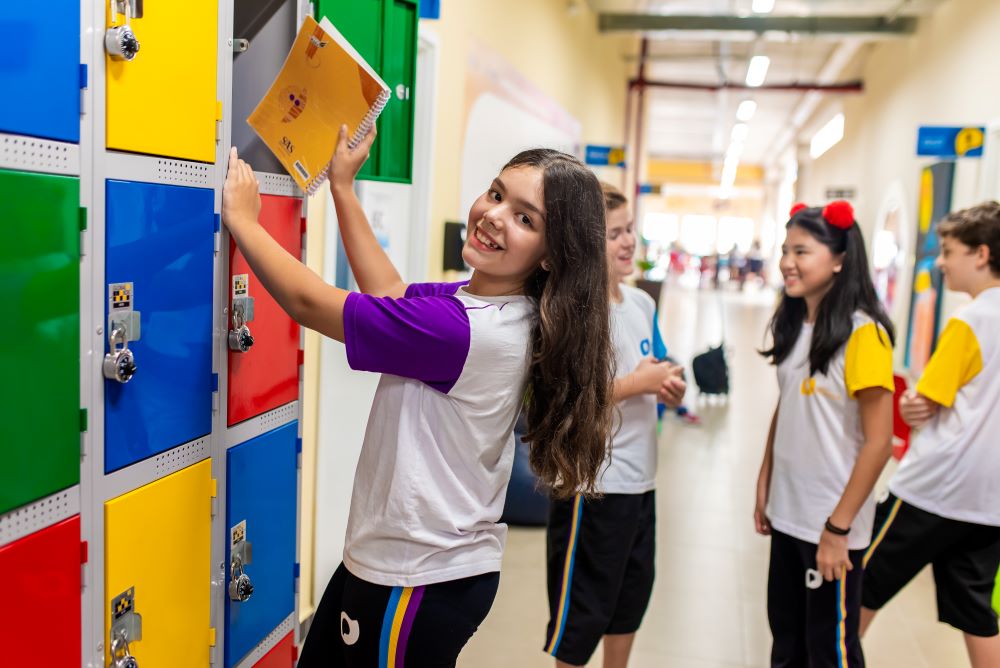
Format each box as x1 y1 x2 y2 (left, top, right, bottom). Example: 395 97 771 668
825 517 850 536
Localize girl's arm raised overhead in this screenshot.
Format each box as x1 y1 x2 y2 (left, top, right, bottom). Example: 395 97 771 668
222 147 348 342
329 125 407 299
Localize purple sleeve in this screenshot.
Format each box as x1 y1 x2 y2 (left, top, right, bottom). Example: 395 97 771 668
343 291 471 393
404 281 469 298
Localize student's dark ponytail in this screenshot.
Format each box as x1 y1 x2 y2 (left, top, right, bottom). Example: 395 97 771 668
761 202 895 375
503 149 615 499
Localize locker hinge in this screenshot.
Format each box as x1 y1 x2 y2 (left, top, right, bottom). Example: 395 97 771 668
214 231 221 254
79 64 88 114
209 627 217 664
210 478 218 517
80 408 88 457
215 102 223 143
212 373 220 412
80 408 88 432
79 207 88 257
294 562 301 593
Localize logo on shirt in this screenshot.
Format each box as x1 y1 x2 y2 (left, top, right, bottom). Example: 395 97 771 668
341 612 360 645
640 338 651 356
801 378 817 396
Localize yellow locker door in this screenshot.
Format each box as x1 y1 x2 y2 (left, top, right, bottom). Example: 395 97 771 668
105 459 214 667
105 0 218 162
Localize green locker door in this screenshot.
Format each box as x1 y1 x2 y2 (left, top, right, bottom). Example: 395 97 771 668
314 0 416 182
0 169 79 514
379 0 417 182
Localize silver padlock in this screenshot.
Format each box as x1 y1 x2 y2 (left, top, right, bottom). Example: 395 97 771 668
111 629 139 668
106 0 141 61
227 307 254 353
229 554 254 602
103 326 137 383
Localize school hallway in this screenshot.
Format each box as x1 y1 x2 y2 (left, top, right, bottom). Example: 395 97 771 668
461 285 970 668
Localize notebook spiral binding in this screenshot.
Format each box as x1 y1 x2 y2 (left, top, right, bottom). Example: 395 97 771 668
304 88 392 196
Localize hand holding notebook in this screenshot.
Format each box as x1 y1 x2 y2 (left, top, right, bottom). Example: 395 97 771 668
248 16 391 194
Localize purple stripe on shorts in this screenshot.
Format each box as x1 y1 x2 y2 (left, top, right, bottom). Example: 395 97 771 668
395 585 426 667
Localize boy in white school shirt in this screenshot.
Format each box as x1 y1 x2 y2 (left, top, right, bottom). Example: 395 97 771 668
861 202 1000 668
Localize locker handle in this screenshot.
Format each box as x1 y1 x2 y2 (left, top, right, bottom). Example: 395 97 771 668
229 553 254 602
103 326 137 383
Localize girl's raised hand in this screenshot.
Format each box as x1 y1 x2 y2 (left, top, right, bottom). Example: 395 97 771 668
329 124 377 192
222 146 261 232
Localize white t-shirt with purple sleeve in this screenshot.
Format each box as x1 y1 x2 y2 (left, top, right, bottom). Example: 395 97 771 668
340 281 535 587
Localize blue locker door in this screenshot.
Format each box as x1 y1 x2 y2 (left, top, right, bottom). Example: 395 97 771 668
0 1 80 142
104 180 214 472
225 421 298 667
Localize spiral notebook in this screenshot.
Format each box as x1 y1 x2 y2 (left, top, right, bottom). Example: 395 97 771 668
248 15 391 194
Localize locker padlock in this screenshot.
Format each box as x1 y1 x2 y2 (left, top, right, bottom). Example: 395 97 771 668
227 306 254 353
103 326 137 383
229 554 254 602
106 0 141 61
111 629 139 668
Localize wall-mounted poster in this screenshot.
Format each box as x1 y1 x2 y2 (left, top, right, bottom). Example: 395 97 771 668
904 161 954 375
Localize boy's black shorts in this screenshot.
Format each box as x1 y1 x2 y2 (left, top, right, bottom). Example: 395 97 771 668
862 492 1000 637
543 490 656 666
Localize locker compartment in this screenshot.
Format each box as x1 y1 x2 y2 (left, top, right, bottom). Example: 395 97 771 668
253 632 295 668
105 458 213 667
105 0 218 162
228 195 302 425
104 179 214 473
0 169 79 513
314 0 417 183
232 0 297 175
225 421 298 667
0 515 81 666
0 1 81 142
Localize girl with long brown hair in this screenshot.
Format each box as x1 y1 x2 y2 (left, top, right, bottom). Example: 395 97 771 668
221 128 615 666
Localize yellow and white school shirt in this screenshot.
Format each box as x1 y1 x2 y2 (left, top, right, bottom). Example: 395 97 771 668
891 287 1000 526
767 313 894 550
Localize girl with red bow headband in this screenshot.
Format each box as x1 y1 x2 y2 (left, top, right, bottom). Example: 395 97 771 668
754 200 896 667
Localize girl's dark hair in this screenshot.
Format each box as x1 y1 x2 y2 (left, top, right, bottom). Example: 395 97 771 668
504 149 615 499
760 206 895 375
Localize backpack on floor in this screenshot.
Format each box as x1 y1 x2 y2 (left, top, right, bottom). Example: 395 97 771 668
692 344 729 395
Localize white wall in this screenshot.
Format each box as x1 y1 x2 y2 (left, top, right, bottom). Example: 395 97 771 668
796 0 1000 353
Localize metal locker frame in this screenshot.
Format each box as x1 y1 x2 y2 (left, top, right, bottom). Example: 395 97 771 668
79 0 312 666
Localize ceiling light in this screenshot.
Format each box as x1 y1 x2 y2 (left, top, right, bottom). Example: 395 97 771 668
746 55 770 88
752 0 775 13
731 123 749 143
736 99 757 122
810 113 845 159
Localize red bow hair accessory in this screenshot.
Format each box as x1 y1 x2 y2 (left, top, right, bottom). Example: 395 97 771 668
789 203 808 218
822 200 854 230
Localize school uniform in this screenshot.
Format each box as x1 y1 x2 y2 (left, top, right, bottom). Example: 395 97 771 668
299 281 534 667
864 287 1000 637
767 313 893 668
544 284 663 665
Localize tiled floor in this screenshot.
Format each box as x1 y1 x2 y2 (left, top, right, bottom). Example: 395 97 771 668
461 285 971 667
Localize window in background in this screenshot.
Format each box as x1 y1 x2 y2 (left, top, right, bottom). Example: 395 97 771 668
717 216 755 253
641 212 679 243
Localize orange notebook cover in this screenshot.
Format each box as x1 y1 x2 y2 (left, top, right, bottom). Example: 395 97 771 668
248 16 390 194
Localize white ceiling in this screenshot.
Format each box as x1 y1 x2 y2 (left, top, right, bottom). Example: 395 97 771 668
586 0 949 167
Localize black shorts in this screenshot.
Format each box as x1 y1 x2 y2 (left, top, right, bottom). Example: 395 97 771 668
298 563 499 667
768 530 866 668
862 492 1000 637
543 490 656 666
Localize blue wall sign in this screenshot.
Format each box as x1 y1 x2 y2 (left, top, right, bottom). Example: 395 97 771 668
585 145 626 167
917 126 985 158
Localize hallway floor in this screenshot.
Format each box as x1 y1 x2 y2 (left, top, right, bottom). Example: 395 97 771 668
461 285 971 667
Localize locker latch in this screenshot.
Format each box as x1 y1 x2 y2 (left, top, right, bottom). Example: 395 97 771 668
228 275 255 353
228 520 254 602
106 0 142 61
110 587 142 668
103 326 137 384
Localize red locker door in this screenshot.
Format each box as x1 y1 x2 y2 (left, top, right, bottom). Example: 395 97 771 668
253 632 295 668
228 195 302 426
0 516 81 665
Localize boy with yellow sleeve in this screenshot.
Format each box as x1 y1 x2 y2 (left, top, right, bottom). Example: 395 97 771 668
861 202 1000 668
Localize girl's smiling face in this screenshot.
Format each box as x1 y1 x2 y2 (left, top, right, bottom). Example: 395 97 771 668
779 224 843 301
463 165 548 289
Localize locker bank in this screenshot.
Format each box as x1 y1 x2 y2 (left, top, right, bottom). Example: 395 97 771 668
0 0 417 665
